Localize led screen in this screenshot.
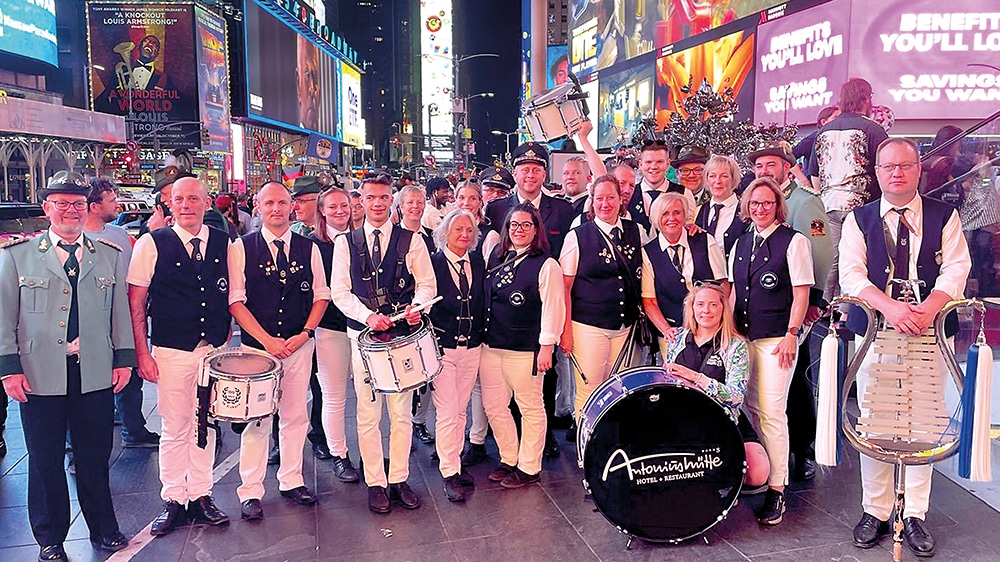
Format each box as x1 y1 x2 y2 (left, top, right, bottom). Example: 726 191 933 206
0 0 57 66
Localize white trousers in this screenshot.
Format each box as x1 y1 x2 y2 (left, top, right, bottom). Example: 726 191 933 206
349 329 414 488
468 377 489 445
571 322 630 420
153 344 219 503
237 340 314 502
479 346 546 475
314 327 352 458
854 336 943 520
745 336 797 488
432 346 482 477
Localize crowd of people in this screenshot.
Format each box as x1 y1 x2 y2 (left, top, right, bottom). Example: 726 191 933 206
0 76 992 562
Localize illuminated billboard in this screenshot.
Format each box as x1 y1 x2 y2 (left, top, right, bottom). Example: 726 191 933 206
340 61 363 147
0 0 57 66
195 6 231 152
243 0 339 138
420 0 454 160
598 60 655 149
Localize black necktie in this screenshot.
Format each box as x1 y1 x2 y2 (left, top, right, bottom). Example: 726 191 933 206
190 239 203 273
457 259 470 337
753 234 765 254
57 242 80 342
371 229 382 269
669 244 683 273
611 227 622 251
273 239 289 284
707 203 724 234
892 208 910 282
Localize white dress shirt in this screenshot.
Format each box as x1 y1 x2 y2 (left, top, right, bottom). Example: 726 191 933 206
559 216 623 277
127 224 211 288
227 225 330 305
727 223 815 287
641 230 727 298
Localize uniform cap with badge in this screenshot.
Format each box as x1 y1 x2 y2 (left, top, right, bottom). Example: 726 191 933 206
478 166 515 193
511 142 550 169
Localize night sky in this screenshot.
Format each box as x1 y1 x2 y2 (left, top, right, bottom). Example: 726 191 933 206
456 2 521 168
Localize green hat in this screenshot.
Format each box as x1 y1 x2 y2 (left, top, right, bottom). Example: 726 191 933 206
291 176 322 197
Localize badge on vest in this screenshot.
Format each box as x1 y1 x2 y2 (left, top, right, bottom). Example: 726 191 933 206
706 354 723 367
300 280 311 292
810 218 826 237
760 272 778 289
509 291 525 306
217 277 229 293
398 277 406 290
935 250 943 265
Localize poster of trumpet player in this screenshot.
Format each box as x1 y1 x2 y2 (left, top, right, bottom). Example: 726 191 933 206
88 3 200 149
654 27 756 129
194 5 231 152
597 57 656 148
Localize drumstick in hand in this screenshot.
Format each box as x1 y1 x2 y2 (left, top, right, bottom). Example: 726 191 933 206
388 296 444 323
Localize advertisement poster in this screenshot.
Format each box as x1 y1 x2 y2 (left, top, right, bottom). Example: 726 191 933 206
598 59 656 148
420 0 454 159
654 28 756 129
848 0 1000 120
340 61 363 147
0 0 58 66
570 16 599 77
595 0 656 70
244 0 338 138
194 6 230 152
546 45 570 89
88 3 200 148
753 0 850 125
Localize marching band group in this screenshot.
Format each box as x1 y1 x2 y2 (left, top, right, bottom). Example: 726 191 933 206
0 105 975 561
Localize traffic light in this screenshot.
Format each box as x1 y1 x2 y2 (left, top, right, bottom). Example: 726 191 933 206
200 126 211 146
123 153 134 166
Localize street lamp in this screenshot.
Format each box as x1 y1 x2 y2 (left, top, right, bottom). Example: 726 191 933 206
451 53 499 168
492 130 520 166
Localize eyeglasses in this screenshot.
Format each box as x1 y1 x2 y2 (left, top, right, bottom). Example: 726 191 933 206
679 168 704 176
641 139 668 148
509 221 535 232
876 162 919 173
748 200 777 209
48 200 88 211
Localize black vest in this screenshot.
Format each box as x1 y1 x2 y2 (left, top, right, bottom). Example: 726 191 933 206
314 236 348 332
148 227 231 350
484 250 547 352
675 333 727 385
571 221 642 329
846 198 958 336
644 232 717 326
241 231 316 349
429 251 485 349
345 225 416 331
694 201 748 256
732 225 797 340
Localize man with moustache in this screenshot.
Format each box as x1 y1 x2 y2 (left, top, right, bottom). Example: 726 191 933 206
228 182 329 520
1 173 135 561
127 177 231 535
331 174 436 513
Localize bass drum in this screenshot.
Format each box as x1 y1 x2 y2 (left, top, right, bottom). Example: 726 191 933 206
578 367 746 543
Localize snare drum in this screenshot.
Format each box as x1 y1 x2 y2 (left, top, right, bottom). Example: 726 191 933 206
358 317 443 393
521 82 587 142
578 366 746 543
203 348 282 422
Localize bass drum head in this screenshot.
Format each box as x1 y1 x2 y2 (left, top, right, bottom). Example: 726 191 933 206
208 350 279 376
583 376 745 543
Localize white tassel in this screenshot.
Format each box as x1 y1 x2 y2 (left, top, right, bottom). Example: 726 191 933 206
970 342 993 482
815 330 840 466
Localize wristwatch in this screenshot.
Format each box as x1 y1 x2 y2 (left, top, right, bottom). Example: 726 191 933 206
787 326 803 337
303 328 316 338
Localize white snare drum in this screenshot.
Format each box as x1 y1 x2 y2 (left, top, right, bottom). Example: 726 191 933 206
203 348 282 422
521 82 588 142
358 317 443 393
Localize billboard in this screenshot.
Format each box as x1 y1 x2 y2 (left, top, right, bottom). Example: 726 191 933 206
420 0 454 160
570 17 599 77
598 59 656 149
848 0 1000 120
753 0 850 125
88 3 201 148
340 61 363 147
0 0 57 66
546 45 569 90
654 27 756 129
243 0 339 138
194 6 230 152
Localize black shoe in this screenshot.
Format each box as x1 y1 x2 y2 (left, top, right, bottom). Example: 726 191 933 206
853 513 890 548
457 470 475 488
565 421 577 443
543 436 561 458
150 500 186 536
756 488 785 525
443 474 466 502
794 457 816 481
38 544 67 561
903 517 936 557
312 442 333 460
122 432 160 448
500 468 540 489
368 486 390 513
267 446 280 466
187 495 229 526
280 486 317 506
389 482 420 509
488 463 516 482
332 455 360 483
91 531 128 552
461 443 488 467
413 423 435 445
240 499 263 521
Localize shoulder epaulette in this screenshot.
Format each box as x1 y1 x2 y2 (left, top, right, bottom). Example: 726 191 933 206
97 239 123 252
0 236 30 249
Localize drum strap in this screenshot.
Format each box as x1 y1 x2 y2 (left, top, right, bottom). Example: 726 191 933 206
595 226 650 349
